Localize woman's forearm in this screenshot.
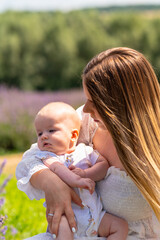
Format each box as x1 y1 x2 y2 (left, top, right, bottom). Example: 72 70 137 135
30 168 56 191
30 168 74 197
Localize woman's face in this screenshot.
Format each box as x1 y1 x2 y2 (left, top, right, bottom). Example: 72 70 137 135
83 80 123 168
83 81 106 130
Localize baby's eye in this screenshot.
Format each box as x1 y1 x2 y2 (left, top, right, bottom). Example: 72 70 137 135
49 129 55 133
38 132 42 137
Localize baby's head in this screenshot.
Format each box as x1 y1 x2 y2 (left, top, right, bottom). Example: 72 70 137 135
35 102 81 155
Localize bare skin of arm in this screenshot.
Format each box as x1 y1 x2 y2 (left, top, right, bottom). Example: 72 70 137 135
70 156 109 182
30 168 83 236
43 158 95 194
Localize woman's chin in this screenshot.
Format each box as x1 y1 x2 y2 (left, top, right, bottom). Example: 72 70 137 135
97 122 106 130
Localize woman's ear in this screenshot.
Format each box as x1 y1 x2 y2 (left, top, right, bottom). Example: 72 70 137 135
71 129 79 142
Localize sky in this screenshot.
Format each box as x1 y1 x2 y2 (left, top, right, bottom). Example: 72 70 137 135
0 0 160 12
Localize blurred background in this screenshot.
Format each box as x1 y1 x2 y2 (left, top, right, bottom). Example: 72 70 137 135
0 0 160 154
0 0 160 239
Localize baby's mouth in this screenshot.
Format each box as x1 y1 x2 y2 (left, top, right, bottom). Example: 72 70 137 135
43 143 50 147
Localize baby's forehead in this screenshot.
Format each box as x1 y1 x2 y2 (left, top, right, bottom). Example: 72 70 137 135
36 109 76 125
38 107 73 120
40 103 78 117
36 103 80 128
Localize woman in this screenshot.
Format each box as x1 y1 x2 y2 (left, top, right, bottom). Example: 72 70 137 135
16 47 160 239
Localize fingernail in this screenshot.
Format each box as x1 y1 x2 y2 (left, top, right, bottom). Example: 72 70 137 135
81 201 85 208
52 234 56 239
72 227 76 233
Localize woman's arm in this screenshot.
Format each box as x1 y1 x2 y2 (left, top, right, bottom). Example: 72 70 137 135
16 144 82 236
30 168 83 236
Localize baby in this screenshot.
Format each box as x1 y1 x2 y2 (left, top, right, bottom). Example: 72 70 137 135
34 102 128 240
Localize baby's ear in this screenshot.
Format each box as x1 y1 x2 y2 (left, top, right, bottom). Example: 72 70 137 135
71 129 79 142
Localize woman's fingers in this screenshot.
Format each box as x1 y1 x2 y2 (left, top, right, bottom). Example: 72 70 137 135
49 208 63 237
43 172 84 236
46 207 55 232
46 189 82 236
65 205 77 233
71 188 83 207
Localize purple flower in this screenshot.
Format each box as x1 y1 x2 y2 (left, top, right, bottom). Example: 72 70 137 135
11 227 18 235
1 225 7 235
0 175 12 194
0 198 5 208
0 160 7 175
0 86 85 124
0 216 5 226
0 160 11 240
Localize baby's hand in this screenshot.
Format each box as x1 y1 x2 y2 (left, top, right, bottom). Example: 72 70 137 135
69 165 95 194
78 178 95 194
70 167 86 178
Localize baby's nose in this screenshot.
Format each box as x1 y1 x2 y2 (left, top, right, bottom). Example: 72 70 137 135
41 133 48 140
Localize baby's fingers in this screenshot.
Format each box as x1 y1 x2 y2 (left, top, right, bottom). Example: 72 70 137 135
69 165 76 170
86 179 95 194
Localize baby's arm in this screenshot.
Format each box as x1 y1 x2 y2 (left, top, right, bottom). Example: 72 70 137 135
71 155 109 182
43 158 95 194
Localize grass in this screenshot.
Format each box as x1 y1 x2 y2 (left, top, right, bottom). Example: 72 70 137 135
0 154 48 239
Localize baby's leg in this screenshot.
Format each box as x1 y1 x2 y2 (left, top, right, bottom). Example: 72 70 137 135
56 215 74 240
98 213 128 240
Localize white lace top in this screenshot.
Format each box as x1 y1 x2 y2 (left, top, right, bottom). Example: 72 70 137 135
16 105 160 239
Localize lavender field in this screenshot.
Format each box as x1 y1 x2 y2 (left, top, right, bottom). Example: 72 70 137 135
0 86 85 153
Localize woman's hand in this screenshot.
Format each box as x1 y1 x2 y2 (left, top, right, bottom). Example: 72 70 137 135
30 169 83 237
45 175 82 236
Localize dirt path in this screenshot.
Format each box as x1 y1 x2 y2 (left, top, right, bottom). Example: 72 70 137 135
0 153 23 175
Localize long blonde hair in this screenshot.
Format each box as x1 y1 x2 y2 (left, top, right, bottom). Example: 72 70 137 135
83 47 160 221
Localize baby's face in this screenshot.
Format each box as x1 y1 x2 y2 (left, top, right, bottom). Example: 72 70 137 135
35 114 72 155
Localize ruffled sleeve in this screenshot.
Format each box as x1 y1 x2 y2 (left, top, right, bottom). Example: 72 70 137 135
16 143 48 200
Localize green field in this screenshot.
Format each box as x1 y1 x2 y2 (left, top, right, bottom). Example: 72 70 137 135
1 176 47 239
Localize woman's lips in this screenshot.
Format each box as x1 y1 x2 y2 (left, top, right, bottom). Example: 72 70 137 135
94 119 99 123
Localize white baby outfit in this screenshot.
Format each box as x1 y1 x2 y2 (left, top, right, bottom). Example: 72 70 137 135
16 105 160 239
35 143 105 238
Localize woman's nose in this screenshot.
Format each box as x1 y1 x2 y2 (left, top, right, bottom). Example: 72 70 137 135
83 101 91 114
83 104 88 113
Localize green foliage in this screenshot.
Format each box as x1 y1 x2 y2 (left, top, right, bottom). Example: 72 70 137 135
1 176 47 239
0 115 36 153
0 9 160 91
0 87 85 153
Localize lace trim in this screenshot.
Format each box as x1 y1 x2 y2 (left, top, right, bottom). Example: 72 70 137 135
106 166 131 180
